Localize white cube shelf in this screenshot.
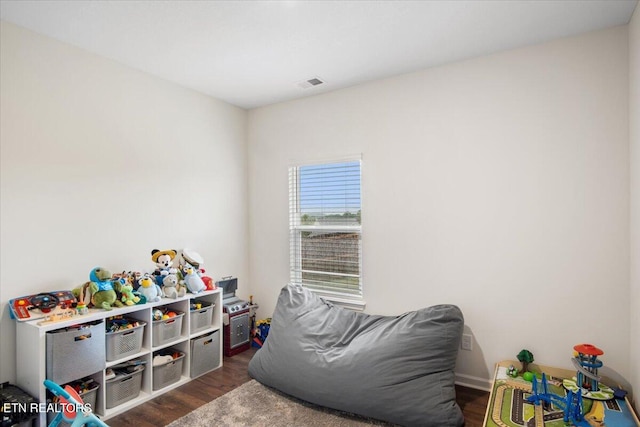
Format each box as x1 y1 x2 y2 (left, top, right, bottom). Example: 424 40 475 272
16 289 222 426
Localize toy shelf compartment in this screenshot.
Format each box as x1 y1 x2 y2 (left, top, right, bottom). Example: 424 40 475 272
105 365 145 409
189 299 215 335
46 377 100 426
105 318 147 362
190 330 221 379
152 310 185 348
152 348 186 391
15 288 223 425
45 320 106 385
189 293 223 339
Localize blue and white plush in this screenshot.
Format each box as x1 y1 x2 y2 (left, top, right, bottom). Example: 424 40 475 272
180 263 206 294
137 274 162 302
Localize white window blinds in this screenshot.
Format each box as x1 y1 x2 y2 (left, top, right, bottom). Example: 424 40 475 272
289 160 362 298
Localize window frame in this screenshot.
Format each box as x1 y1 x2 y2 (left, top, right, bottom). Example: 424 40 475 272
288 157 364 307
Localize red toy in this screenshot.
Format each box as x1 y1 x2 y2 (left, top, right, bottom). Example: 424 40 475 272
9 291 77 321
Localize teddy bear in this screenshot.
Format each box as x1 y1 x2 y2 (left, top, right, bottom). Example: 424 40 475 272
162 274 186 299
137 273 162 302
151 249 178 286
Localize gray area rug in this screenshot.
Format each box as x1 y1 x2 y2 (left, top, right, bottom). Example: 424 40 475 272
165 379 395 427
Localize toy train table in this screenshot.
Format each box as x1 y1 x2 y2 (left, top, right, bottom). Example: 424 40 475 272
483 360 640 427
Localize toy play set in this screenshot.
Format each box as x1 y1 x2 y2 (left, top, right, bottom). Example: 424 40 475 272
10 290 77 322
484 346 639 427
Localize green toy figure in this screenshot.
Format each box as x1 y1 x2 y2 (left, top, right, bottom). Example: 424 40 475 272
87 267 122 310
115 282 141 306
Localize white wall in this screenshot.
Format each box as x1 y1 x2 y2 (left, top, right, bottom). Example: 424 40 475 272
248 26 630 389
629 4 640 410
0 22 249 383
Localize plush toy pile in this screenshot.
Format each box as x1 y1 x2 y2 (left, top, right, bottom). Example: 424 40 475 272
69 248 217 311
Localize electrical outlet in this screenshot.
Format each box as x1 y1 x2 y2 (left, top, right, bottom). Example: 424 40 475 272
461 334 473 351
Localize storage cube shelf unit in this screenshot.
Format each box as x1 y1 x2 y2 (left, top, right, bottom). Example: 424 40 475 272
16 289 222 426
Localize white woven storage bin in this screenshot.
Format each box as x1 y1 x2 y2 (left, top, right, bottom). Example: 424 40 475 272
46 321 105 384
152 350 185 390
105 320 146 361
152 312 184 347
189 301 214 334
190 330 220 378
105 366 144 409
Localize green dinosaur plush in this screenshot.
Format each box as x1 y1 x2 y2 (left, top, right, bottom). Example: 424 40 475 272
88 267 123 310
115 282 141 306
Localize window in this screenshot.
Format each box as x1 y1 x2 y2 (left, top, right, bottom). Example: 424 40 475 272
289 159 362 300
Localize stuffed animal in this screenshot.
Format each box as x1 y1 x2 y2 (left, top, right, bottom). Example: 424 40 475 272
179 262 206 294
162 274 186 299
137 273 162 302
115 282 141 306
151 249 178 286
111 273 135 305
181 248 215 290
127 271 143 291
199 269 216 290
88 267 122 310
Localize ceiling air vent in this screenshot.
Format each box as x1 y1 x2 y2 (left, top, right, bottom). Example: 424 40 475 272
298 77 325 89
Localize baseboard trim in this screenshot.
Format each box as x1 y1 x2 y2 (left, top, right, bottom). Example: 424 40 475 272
455 373 492 392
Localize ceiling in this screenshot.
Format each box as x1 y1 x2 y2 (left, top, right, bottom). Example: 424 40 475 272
1 0 637 110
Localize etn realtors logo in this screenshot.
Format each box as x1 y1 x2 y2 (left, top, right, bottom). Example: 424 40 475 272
2 401 92 413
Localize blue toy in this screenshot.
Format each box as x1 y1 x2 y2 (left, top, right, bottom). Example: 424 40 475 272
44 379 108 427
137 273 162 302
526 374 590 427
180 262 206 294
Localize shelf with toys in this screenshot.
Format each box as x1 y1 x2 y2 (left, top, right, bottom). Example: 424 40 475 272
14 248 223 426
17 289 222 425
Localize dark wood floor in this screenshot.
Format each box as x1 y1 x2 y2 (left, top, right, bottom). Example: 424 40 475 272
107 347 489 427
455 382 491 427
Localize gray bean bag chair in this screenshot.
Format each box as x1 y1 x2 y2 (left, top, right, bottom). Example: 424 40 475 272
248 284 465 427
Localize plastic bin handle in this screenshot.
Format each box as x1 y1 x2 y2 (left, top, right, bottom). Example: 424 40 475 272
74 333 92 341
